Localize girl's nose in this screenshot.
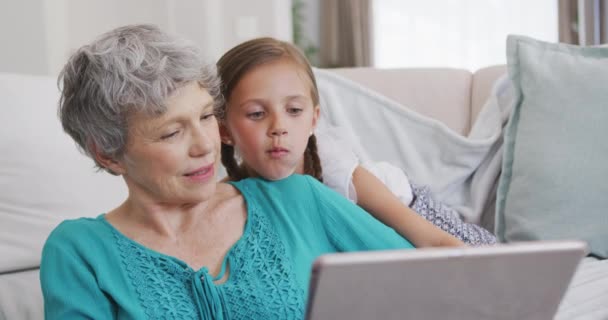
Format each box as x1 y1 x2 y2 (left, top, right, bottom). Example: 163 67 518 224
269 115 288 136
271 127 287 136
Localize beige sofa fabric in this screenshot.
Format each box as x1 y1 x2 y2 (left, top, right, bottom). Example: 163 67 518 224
329 66 506 136
471 65 507 125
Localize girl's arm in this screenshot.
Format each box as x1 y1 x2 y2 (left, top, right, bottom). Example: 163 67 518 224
302 175 415 251
351 165 464 247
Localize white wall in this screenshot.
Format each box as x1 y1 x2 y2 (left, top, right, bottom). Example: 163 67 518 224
0 0 48 75
221 0 293 51
0 0 292 76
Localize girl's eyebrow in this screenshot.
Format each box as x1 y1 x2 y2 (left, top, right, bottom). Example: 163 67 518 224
284 94 308 101
236 98 265 109
235 94 310 109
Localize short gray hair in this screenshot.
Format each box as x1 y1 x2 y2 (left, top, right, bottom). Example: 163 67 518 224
58 24 223 174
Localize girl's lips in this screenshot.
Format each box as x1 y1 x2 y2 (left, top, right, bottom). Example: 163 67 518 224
268 147 289 159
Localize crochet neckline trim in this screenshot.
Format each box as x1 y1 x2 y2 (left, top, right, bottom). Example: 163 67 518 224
97 189 253 281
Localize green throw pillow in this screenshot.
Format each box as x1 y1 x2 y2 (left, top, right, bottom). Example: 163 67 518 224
496 35 608 258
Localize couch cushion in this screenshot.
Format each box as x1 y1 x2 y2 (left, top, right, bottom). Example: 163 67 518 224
329 67 473 135
495 35 608 258
0 269 43 319
0 73 127 272
471 65 507 126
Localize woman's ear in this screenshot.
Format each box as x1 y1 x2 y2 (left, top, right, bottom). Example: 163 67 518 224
219 124 234 145
92 143 125 175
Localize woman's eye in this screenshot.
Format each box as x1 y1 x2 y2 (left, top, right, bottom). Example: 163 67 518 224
160 131 179 140
201 113 215 121
247 111 265 120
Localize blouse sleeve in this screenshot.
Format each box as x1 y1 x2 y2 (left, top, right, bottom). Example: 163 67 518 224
40 223 114 319
304 176 415 251
361 161 414 206
315 126 359 203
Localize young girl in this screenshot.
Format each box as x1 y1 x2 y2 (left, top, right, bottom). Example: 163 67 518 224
216 37 496 247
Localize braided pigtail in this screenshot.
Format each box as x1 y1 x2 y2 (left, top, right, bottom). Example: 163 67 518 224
304 134 323 182
221 143 245 181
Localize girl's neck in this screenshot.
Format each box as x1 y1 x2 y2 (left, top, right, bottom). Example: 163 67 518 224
242 160 305 180
294 157 305 174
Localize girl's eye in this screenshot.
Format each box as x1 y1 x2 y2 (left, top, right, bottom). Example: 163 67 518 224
247 111 265 120
287 107 303 115
160 131 179 140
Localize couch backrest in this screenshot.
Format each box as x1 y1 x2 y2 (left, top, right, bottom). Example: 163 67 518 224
0 67 506 273
329 65 506 136
0 73 128 273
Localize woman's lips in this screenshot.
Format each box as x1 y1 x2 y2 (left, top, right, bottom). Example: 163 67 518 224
184 164 214 181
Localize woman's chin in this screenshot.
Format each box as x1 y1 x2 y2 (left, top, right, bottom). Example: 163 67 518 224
179 183 218 204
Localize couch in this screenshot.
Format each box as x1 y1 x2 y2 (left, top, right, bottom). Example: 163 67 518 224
1 59 606 318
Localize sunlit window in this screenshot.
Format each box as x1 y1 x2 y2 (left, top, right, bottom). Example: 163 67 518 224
372 0 558 71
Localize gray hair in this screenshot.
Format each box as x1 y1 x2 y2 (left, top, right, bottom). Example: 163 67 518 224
58 24 223 174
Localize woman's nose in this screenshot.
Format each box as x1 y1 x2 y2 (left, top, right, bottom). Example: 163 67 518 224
190 125 215 157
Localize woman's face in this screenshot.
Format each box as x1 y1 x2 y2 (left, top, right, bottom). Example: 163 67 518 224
113 81 221 205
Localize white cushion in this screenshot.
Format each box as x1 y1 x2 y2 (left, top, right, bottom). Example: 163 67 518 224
0 269 43 319
0 73 127 273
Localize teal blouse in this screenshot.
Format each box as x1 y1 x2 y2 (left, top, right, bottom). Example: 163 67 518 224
41 175 414 319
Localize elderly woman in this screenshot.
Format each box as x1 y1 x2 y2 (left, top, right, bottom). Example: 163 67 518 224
40 24 414 319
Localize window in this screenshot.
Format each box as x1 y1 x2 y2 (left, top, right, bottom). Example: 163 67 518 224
373 0 558 71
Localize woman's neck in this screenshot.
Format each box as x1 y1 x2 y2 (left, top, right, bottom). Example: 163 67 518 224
106 185 216 242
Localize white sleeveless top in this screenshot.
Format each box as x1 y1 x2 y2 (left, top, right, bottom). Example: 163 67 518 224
315 125 413 205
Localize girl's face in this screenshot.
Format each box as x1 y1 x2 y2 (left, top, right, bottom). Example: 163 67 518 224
222 59 319 181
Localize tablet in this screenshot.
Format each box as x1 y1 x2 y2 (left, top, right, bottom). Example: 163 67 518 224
305 240 587 320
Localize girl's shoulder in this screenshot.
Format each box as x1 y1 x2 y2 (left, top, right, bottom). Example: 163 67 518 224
228 175 334 211
230 174 319 194
315 124 365 162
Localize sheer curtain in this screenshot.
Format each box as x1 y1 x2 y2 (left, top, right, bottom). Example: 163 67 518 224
319 0 372 67
372 0 558 71
559 0 607 45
